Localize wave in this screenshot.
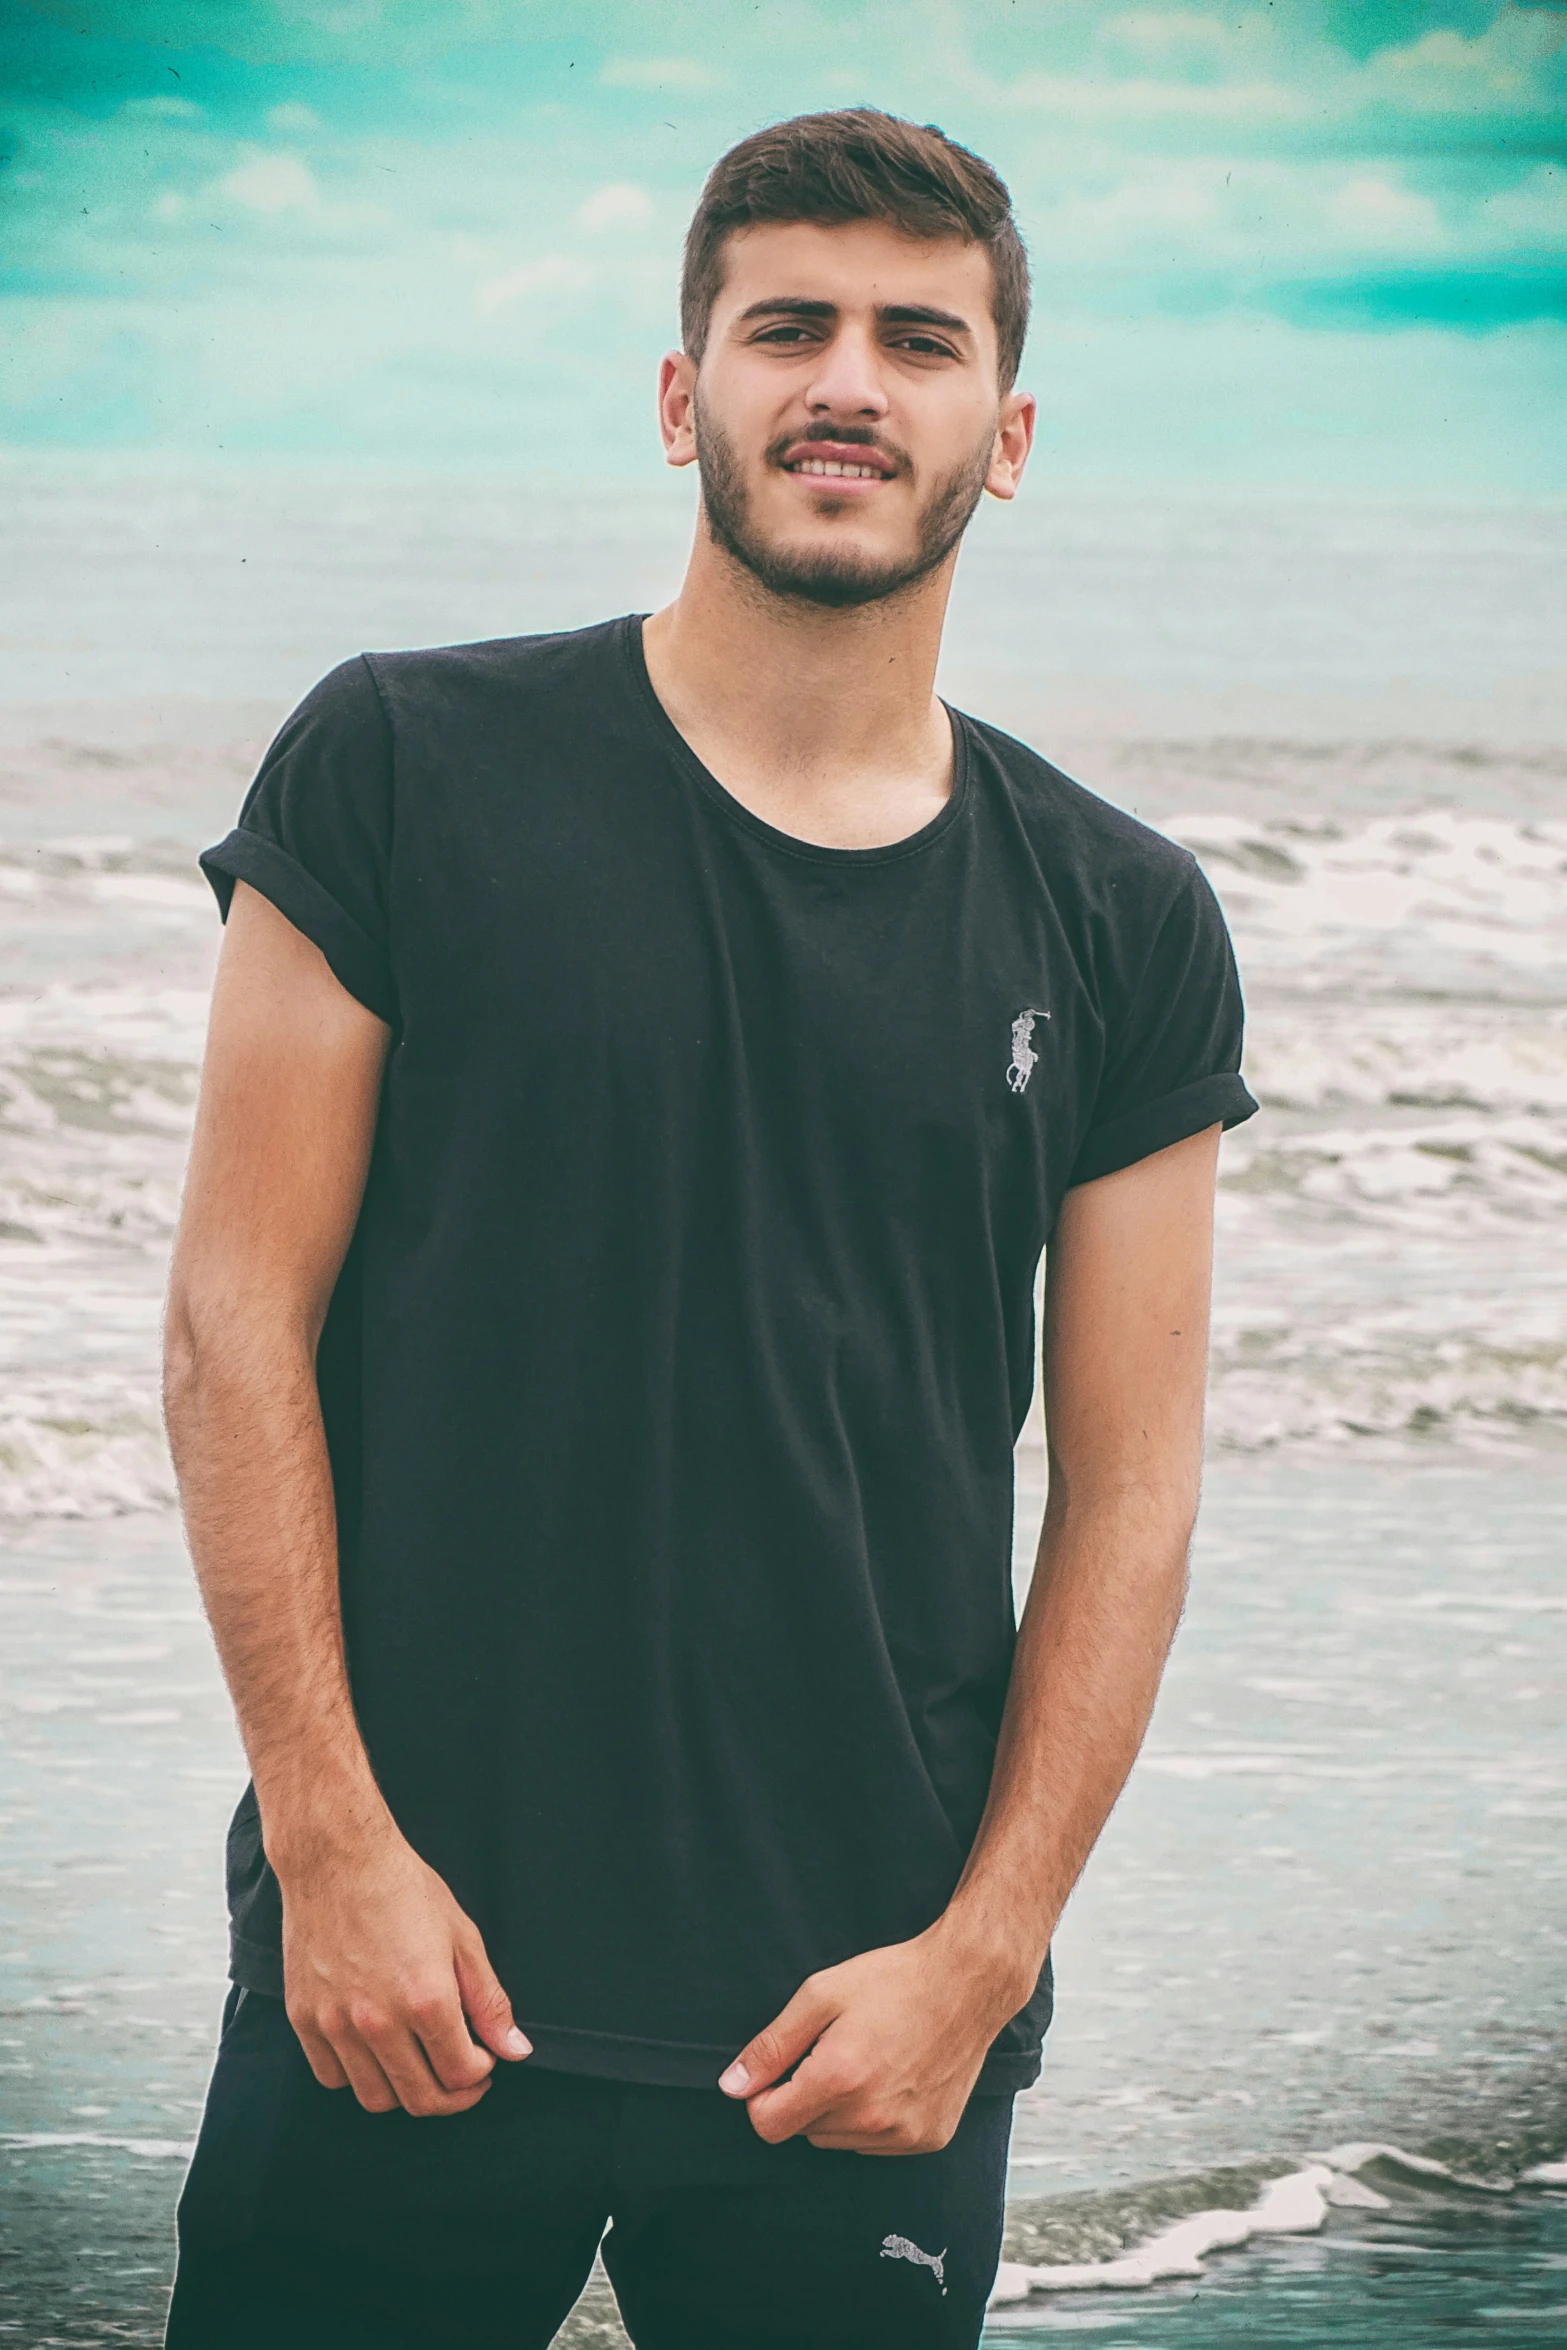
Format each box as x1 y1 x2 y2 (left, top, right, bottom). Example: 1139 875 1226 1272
1222 1113 1567 1239
1 2130 190 2162
0 1373 174 1518
1208 1307 1567 1453
988 2140 1567 2311
1178 808 1567 999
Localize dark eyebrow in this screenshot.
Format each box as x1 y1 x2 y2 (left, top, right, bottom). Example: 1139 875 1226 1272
735 295 974 340
879 304 973 337
735 297 837 325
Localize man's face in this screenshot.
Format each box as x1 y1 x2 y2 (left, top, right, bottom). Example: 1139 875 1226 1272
663 218 1032 610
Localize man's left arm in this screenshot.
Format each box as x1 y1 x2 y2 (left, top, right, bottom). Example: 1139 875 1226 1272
720 1122 1220 2152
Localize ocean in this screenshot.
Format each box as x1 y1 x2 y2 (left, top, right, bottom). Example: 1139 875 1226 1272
1 456 1564 2344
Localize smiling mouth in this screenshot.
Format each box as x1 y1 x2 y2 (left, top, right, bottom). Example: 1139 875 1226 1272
779 440 899 484
786 456 888 480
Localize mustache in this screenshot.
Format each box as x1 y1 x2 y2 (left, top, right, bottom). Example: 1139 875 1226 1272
763 423 911 478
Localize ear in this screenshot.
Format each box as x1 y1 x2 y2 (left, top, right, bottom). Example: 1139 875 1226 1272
985 388 1036 503
659 351 700 469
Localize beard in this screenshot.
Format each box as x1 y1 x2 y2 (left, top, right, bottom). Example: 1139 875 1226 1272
692 390 995 611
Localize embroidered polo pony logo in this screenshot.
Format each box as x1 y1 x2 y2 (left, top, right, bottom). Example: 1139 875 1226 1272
1007 1007 1048 1094
880 2234 948 2294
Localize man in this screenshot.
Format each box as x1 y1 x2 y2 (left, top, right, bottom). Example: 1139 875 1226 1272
163 109 1255 2349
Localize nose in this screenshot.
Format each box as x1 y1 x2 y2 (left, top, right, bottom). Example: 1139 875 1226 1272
801 322 889 422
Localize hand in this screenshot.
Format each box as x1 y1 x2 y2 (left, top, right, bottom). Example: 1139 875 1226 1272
277 1813 530 2118
718 1922 1029 2155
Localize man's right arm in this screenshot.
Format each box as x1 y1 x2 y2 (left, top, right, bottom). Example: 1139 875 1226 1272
164 879 530 2116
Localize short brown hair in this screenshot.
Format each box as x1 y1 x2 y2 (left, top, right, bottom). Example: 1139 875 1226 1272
681 108 1031 391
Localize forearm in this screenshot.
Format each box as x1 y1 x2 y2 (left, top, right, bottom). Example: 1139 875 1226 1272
166 1296 526 2110
726 1481 1195 2152
164 1303 388 1867
939 1473 1194 2003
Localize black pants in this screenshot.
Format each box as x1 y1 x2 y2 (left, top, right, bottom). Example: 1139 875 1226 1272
167 1988 1013 2348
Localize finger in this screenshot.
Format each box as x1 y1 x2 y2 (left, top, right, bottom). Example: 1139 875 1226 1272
405 1973 499 2094
331 2028 401 2114
745 2043 858 2144
357 2012 491 2118
290 2014 351 2092
719 1976 837 2098
456 1936 531 2063
807 2126 903 2154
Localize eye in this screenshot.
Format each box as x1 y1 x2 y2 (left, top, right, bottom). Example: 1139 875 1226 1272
753 323 819 346
892 333 957 358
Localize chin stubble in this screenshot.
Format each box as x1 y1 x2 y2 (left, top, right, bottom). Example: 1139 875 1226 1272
692 391 995 612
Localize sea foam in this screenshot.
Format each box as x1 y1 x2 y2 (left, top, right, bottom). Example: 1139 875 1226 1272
990 2162 1335 2300
988 2140 1567 2307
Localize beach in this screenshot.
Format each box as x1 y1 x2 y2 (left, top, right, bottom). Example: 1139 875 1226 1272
1 458 1564 2343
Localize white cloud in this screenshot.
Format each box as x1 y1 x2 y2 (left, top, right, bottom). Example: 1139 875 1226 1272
475 254 589 316
153 192 185 222
1478 165 1567 247
576 182 654 233
220 154 320 215
1363 12 1564 115
999 69 1308 123
600 56 729 94
989 4 1563 134
1328 174 1442 251
1026 158 1467 273
267 103 323 135
1052 167 1221 245
1105 10 1239 60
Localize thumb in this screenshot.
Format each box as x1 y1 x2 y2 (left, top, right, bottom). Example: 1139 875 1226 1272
456 1934 532 2062
719 1976 837 2098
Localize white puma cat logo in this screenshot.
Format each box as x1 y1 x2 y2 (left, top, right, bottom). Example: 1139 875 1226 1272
880 2233 948 2293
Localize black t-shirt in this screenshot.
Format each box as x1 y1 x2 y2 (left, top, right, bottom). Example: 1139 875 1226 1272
201 615 1256 2094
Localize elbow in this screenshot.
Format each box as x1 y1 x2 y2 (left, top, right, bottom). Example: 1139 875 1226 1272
1169 1473 1202 1557
163 1265 318 1438
161 1276 206 1440
1044 1453 1203 1559
1140 1483 1202 1593
161 1271 273 1435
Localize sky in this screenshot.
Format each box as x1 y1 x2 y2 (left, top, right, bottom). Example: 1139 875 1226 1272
2 0 1565 492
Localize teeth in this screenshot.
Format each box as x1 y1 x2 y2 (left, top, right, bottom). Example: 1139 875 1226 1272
792 458 880 478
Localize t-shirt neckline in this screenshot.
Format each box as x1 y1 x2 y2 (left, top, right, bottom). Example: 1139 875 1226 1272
618 612 971 869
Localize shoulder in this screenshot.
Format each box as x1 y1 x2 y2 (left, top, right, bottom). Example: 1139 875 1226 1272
361 617 628 730
959 710 1200 922
272 620 630 774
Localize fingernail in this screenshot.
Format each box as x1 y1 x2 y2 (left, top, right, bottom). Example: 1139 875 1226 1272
719 2061 749 2096
505 2027 532 2057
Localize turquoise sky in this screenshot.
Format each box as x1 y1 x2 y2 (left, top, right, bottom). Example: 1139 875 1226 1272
3 0 1565 490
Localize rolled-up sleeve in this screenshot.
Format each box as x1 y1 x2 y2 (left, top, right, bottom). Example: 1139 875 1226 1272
1069 860 1257 1188
200 653 398 1028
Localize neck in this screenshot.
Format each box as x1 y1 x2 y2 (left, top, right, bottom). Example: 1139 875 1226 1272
640 509 959 850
